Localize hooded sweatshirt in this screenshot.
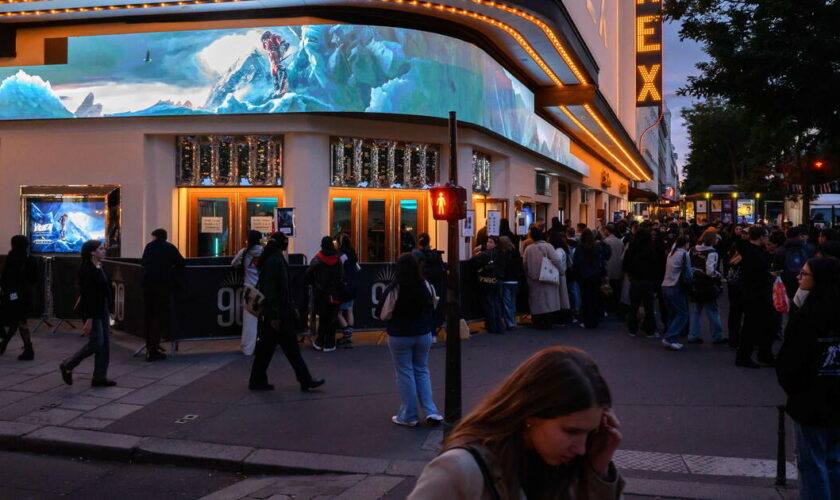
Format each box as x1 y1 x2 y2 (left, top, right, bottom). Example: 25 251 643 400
306 252 343 302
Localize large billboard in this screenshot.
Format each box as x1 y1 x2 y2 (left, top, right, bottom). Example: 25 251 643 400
0 24 587 174
636 0 663 107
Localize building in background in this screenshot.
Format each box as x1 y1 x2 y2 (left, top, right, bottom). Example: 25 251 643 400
0 0 662 259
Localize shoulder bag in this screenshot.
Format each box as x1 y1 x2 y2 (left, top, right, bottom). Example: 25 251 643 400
458 447 502 500
538 255 560 285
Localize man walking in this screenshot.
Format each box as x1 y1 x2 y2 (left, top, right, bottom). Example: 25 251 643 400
600 225 624 316
141 228 185 362
249 233 324 392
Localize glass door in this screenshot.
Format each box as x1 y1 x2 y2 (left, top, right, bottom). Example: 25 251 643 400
397 197 420 255
186 188 283 257
361 194 390 263
196 197 232 257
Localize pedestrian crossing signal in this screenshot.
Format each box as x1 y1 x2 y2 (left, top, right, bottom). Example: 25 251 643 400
429 185 467 221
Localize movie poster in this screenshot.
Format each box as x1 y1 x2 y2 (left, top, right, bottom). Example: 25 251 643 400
29 199 106 253
275 207 295 237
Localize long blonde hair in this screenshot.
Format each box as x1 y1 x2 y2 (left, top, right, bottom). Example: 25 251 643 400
444 347 612 496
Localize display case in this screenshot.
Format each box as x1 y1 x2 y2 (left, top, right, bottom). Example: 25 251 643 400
20 185 121 255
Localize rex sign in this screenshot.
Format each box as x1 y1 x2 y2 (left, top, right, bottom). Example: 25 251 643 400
636 0 663 107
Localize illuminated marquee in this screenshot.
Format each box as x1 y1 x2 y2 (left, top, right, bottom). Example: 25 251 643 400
635 0 663 107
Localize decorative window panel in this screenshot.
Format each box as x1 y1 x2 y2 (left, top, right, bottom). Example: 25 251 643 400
177 135 283 186
472 151 491 194
331 137 439 189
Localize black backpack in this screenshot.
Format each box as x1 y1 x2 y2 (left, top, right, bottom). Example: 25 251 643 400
689 249 722 303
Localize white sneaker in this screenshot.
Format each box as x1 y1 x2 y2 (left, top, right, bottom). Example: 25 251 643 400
312 342 323 351
323 346 336 353
661 339 684 351
425 414 444 425
391 415 418 427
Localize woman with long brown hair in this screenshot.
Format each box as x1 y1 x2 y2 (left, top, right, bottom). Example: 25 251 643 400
409 347 624 499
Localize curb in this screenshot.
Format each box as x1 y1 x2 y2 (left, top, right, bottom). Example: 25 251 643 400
0 420 428 478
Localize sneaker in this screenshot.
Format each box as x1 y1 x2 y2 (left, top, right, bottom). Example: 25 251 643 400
425 414 444 425
391 416 418 427
645 332 662 339
686 338 704 344
336 337 353 348
323 346 336 353
627 332 638 337
661 339 684 351
312 341 324 351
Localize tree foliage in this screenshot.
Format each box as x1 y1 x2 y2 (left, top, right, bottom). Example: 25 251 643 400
666 0 840 192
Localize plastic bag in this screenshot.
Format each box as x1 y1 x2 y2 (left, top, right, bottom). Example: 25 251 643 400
772 276 790 313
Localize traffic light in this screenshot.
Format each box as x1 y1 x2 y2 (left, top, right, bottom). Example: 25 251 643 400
814 160 824 169
429 185 467 221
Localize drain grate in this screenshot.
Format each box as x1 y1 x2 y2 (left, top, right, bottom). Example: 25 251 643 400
174 414 199 424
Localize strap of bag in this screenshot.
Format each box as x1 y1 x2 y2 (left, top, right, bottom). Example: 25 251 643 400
458 446 502 500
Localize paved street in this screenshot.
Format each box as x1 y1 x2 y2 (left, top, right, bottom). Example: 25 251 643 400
0 300 800 499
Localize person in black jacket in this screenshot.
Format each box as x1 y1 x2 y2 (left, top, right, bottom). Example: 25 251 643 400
141 228 185 361
249 233 324 392
306 236 344 352
470 236 504 334
776 257 840 500
736 227 776 368
623 227 658 337
59 240 115 387
0 235 38 360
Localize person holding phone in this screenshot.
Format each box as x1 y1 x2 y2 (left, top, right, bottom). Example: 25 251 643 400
59 240 116 387
409 347 623 499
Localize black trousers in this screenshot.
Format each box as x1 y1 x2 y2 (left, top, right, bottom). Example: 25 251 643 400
627 280 656 336
314 300 339 349
607 278 623 314
727 281 744 347
737 291 774 362
580 275 604 329
249 318 312 387
143 285 173 351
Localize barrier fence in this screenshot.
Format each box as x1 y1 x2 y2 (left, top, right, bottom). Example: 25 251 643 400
22 256 485 343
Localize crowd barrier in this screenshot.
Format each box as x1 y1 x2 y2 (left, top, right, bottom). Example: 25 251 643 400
20 255 486 344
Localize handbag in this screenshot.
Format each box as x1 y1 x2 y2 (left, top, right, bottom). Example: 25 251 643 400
538 256 560 285
242 283 265 316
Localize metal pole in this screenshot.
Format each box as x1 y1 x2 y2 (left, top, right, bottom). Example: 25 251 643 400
776 405 787 487
444 111 462 432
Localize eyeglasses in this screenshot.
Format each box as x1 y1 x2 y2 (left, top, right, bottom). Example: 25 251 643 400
798 270 812 278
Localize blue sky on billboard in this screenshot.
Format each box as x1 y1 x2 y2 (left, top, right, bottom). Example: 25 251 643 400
0 24 588 175
663 20 706 173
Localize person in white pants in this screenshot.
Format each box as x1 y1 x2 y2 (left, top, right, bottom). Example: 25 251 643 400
232 231 264 355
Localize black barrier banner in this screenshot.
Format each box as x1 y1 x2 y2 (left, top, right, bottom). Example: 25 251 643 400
51 256 83 320
58 257 486 340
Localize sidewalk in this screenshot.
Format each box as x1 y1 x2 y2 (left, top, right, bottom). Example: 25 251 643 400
0 321 800 499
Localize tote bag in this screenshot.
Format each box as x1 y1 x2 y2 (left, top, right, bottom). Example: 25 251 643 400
538 256 560 285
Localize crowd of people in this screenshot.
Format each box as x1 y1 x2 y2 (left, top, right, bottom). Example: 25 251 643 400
467 215 840 369
1 214 839 499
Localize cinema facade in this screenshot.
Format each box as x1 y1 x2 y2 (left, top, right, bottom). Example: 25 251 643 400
0 0 660 261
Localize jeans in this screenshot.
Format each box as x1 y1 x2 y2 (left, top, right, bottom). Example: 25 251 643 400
501 282 518 328
387 333 439 423
568 280 581 315
627 280 656 336
63 309 110 381
481 284 504 333
794 423 840 500
662 285 689 344
689 299 725 341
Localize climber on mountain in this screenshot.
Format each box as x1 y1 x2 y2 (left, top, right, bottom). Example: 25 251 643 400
260 31 290 97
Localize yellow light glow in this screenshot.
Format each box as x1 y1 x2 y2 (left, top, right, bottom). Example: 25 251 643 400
636 15 661 52
582 104 650 180
704 192 711 199
731 192 739 199
560 106 645 181
636 64 662 102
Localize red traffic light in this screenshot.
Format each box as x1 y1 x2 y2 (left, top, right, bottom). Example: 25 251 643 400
429 185 467 221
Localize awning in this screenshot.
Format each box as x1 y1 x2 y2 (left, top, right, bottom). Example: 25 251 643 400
628 187 659 202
